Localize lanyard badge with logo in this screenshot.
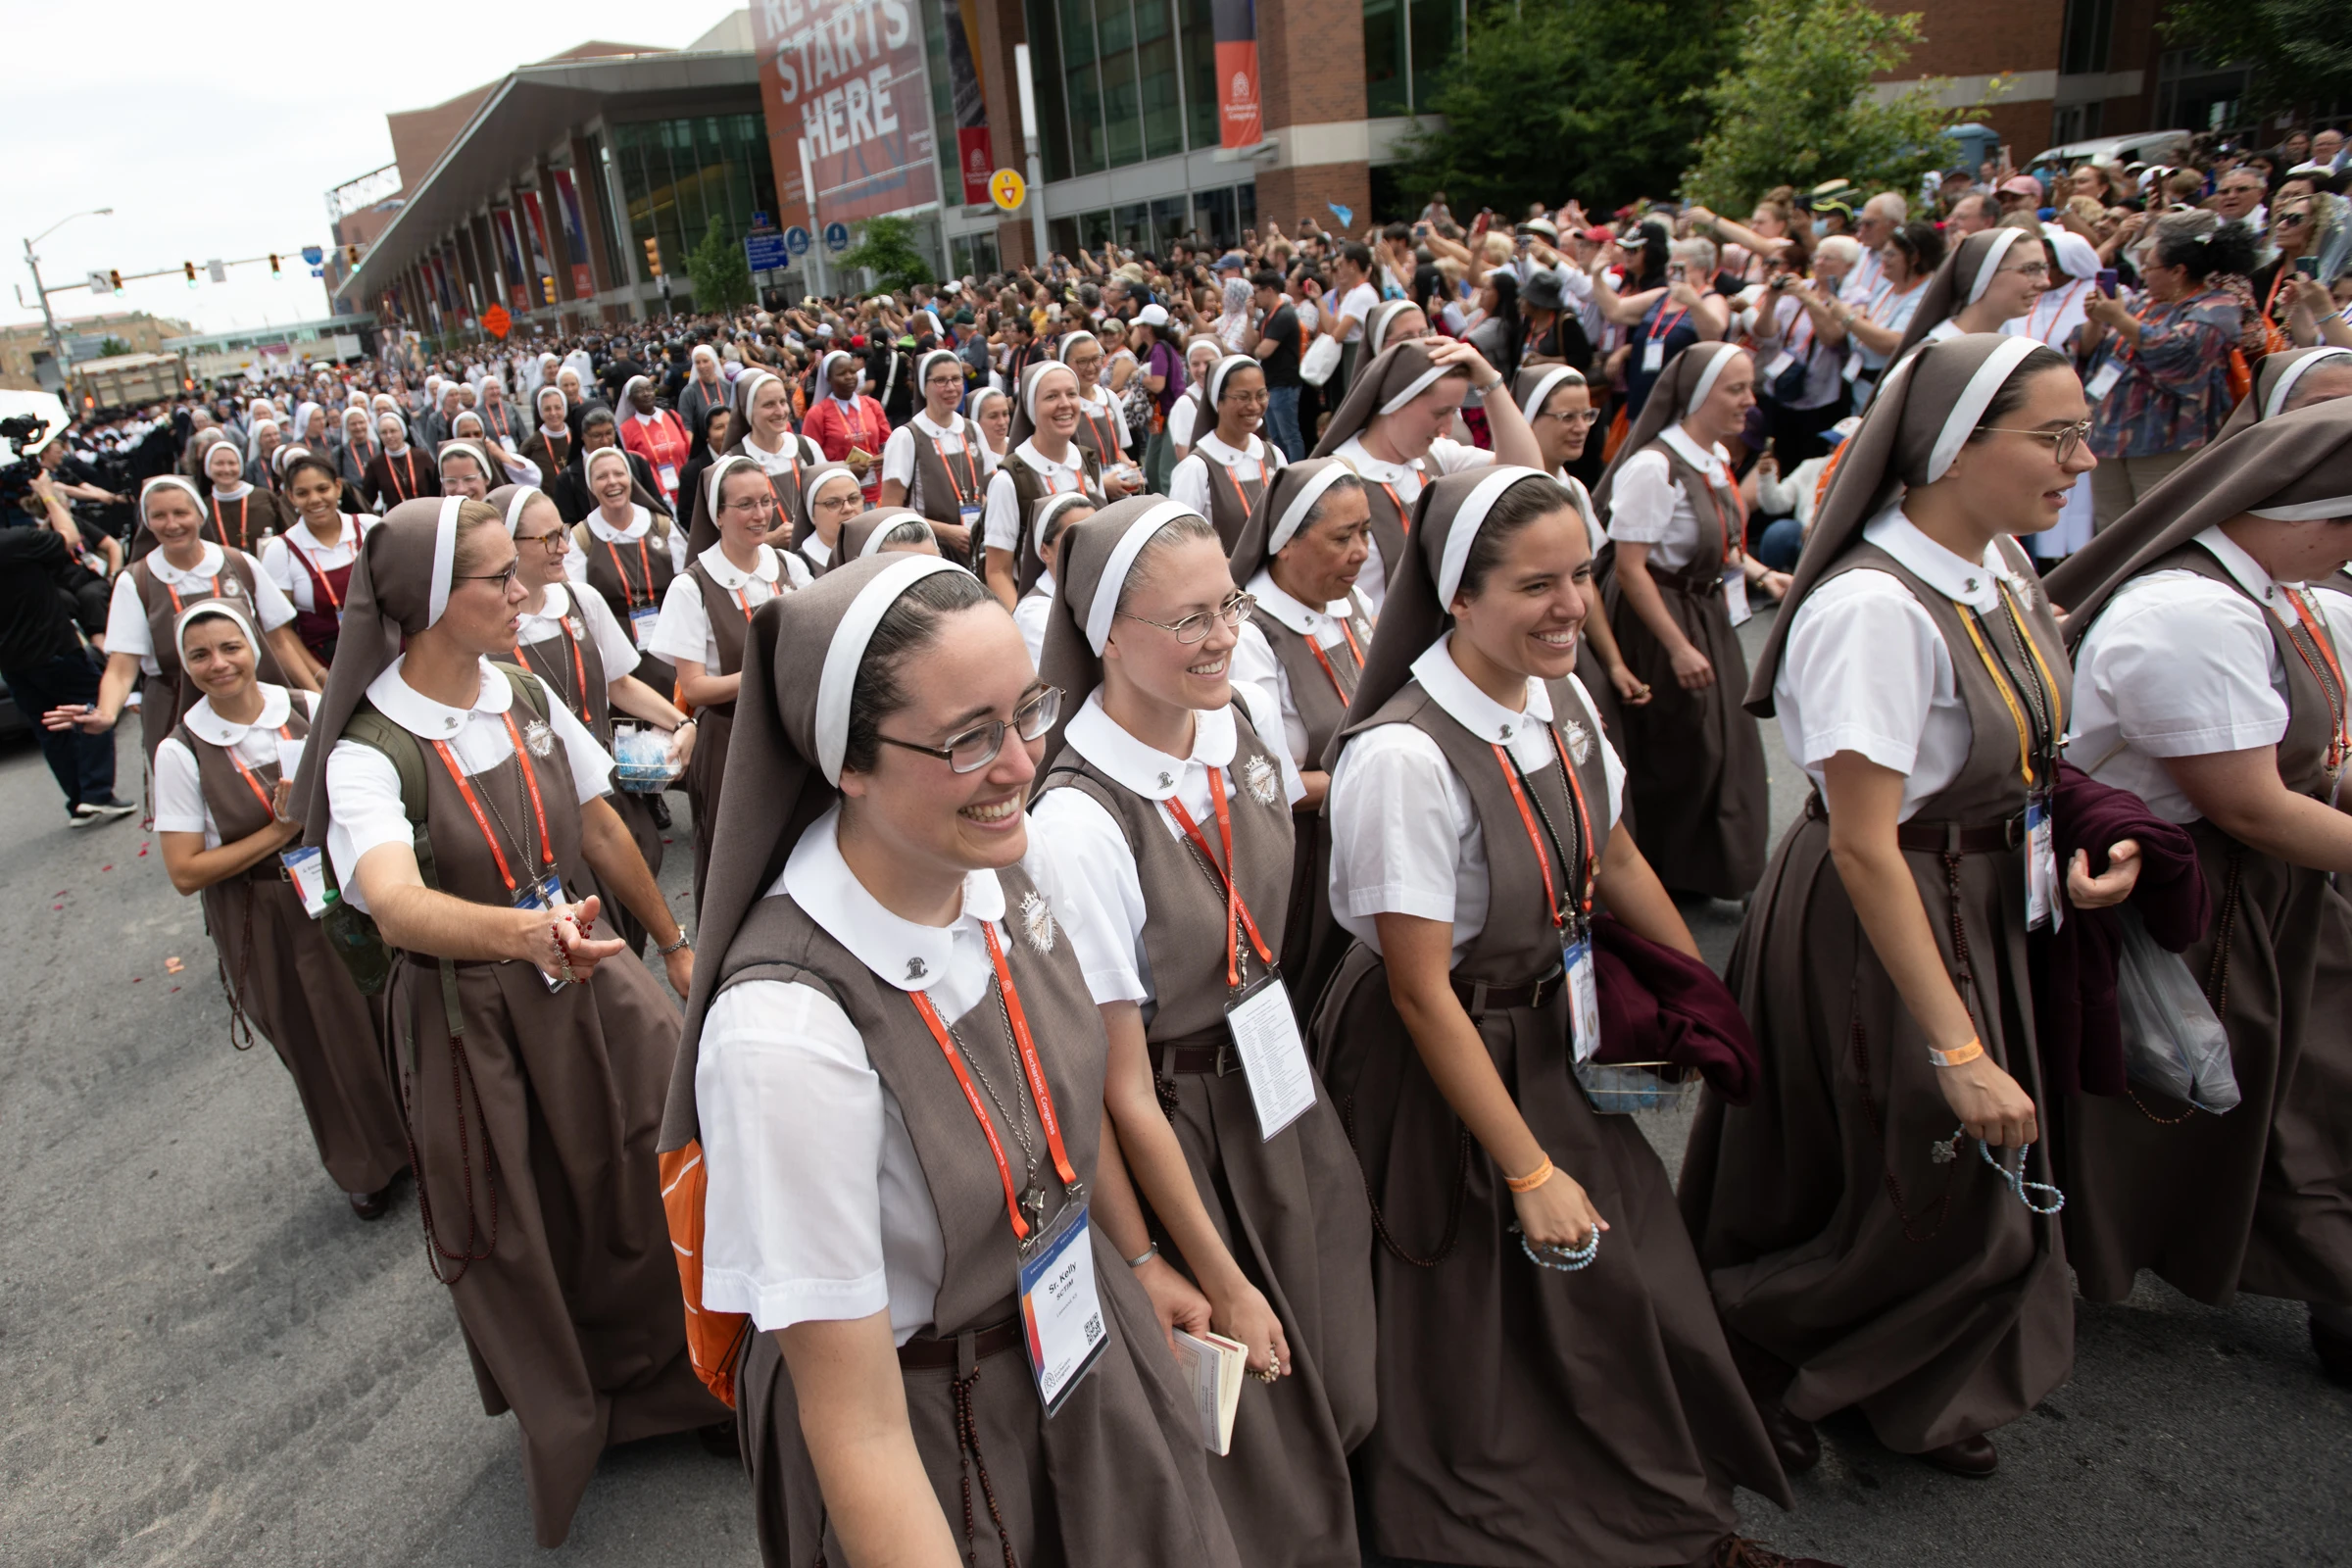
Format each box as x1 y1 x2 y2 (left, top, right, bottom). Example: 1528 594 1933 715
606 534 663 649
1165 766 1319 1140
428 712 569 981
1956 581 2065 929
1496 723 1601 1059
909 924 1106 1415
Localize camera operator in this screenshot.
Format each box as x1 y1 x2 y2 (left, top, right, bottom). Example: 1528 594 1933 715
4 474 133 825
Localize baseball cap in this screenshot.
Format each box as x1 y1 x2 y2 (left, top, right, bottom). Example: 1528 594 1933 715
1136 303 1170 327
1517 217 1559 242
1999 174 2044 200
1213 251 1248 272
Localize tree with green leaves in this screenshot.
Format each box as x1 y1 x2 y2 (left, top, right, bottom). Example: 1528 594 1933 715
1683 0 1979 213
97 336 131 357
1394 0 1740 219
687 220 755 313
837 216 935 293
2161 0 2352 122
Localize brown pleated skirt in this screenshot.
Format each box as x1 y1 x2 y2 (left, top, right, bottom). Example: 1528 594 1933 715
1279 809 1353 1024
1601 573 1766 899
1574 659 1641 842
387 936 724 1547
686 707 733 919
598 787 666 955
1315 944 1786 1568
2059 821 2352 1308
205 873 407 1195
1681 813 2074 1454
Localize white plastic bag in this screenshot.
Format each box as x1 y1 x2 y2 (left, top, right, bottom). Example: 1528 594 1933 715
1298 333 1343 388
2114 905 2240 1112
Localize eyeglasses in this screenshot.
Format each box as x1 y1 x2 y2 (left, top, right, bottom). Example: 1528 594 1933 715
517 529 568 553
1120 590 1254 645
722 492 779 516
2277 211 2313 228
811 492 863 515
2002 262 2052 280
1979 417 2092 465
454 560 521 593
876 685 1061 772
1537 408 1603 426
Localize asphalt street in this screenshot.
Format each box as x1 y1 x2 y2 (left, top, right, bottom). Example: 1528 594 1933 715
1 607 2346 1567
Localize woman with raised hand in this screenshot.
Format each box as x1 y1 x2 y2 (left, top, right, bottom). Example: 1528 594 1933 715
1169 355 1287 550
982 361 1105 611
1312 466 1800 1568
152 599 407 1219
1592 342 1775 899
1685 335 2136 1481
1030 496 1375 1568
661 555 1241 1568
296 496 722 1547
2045 398 2352 1386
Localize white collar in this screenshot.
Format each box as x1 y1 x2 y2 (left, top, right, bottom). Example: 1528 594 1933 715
2196 524 2300 610
211 480 252 501
183 683 293 747
1020 566 1057 604
1196 429 1263 466
289 514 363 554
1063 689 1238 802
1015 438 1081 476
1411 632 1553 744
589 504 652 542
912 408 963 439
1657 423 1728 473
1335 432 1420 483
1246 567 1349 636
629 408 662 424
803 533 834 568
698 541 780 590
367 655 514 739
522 580 576 622
1866 504 2013 612
539 423 569 442
782 805 1006 993
743 429 799 460
149 541 229 585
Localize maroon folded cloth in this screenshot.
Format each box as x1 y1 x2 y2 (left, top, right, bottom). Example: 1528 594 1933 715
2035 760 2211 1097
1590 912 1761 1104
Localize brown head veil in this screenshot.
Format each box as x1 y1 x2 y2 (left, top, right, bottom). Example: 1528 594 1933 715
658 554 968 1155
1590 341 1747 514
1034 495 1211 760
839 507 939 561
288 495 475 843
1893 227 2031 359
1308 341 1454 459
1744 331 2050 716
1512 364 1588 428
1334 464 1561 767
2043 398 2352 639
1226 456 1363 588
2216 344 2352 438
788 461 864 558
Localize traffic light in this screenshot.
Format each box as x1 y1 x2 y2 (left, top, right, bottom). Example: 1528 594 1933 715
542 275 557 304
269 254 281 278
345 244 361 266
643 236 662 277
109 270 122 294
184 261 197 287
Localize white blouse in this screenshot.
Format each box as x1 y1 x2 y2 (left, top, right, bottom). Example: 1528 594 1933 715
154 686 315 849
647 542 809 670
106 543 299 677
1330 432 1494 612
981 440 1095 556
2070 526 2352 823
1013 568 1055 670
1327 634 1624 968
1228 571 1359 767
1168 430 1285 522
259 516 369 614
1604 424 1734 573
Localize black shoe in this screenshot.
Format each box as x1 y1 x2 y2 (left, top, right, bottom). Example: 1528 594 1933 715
72 798 137 829
647 795 672 830
1756 1396 1821 1475
2313 1309 2352 1386
1916 1433 1998 1477
697 1419 741 1460
348 1184 394 1220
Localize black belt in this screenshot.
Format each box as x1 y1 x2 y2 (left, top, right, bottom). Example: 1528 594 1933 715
897 1317 1023 1370
1803 791 2024 854
400 951 500 971
1451 967 1563 1016
1152 1028 1238 1077
1660 561 1727 597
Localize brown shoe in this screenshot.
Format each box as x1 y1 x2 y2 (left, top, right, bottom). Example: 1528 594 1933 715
1916 1432 1998 1477
1756 1396 1821 1475
1700 1535 1843 1568
347 1185 393 1221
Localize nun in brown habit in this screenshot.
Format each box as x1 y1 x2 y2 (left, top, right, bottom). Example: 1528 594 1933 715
1683 335 2138 1478
151 599 407 1217
1310 468 1796 1568
1226 458 1378 1013
781 460 867 577
1891 226 2049 359
1029 497 1376 1568
723 367 829 528
292 497 725 1547
984 361 1108 606
1592 341 1772 898
2215 343 2352 439
652 555 1243 1568
2042 399 2352 1383
836 506 944 561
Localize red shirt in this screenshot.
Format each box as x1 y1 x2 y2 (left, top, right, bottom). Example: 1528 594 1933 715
803 396 891 500
619 409 692 503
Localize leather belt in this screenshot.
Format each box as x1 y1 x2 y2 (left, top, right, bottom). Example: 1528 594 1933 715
401 951 500 971
896 1317 1023 1370
1660 561 1726 597
1152 1029 1238 1077
1802 791 2024 854
1451 967 1563 1016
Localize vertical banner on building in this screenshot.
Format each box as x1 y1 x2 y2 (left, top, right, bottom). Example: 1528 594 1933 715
758 0 941 230
553 169 596 297
1213 0 1261 150
492 209 531 312
946 0 993 206
519 189 559 305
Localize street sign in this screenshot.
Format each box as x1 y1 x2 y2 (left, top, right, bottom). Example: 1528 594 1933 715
206 259 226 284
750 211 771 231
784 225 811 258
86 271 110 296
481 304 512 339
300 245 323 266
745 229 790 271
989 169 1027 212
823 221 851 254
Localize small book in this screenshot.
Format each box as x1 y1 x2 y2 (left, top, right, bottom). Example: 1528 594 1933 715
1170 1328 1250 1455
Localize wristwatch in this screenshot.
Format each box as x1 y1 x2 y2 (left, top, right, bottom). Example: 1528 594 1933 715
1475 374 1505 394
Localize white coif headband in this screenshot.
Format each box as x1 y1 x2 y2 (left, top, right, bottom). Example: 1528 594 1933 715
703 453 757 517
1025 363 1077 421
426 495 464 625
1437 466 1549 606
1967 228 2026 305
1927 335 2039 483
503 485 541 536
1379 364 1449 415
817 556 962 783
859 512 933 558
1206 354 1255 408
1518 366 1586 422
1686 344 1740 415
2250 493 2352 521
141 474 207 520
1267 464 1356 557
1087 500 1197 654
173 597 257 660
2268 349 2352 419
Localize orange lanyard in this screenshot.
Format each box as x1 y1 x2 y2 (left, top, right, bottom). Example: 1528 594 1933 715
214 495 248 551
935 430 982 505
164 573 225 616
1163 769 1276 989
293 535 347 612
1648 306 1691 346
224 723 297 813
538 616 594 727
907 923 1081 1243
605 535 656 608
1213 457 1264 517
1303 613 1365 700
1698 460 1744 567
1375 480 1411 537
1493 726 1595 932
392 449 417 501
731 584 758 623
425 712 556 895
2283 588 2350 769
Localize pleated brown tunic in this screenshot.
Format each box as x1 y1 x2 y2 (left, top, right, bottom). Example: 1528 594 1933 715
369 666 722 1546
1042 706 1376 1568
2060 546 2352 1311
132 550 289 768
718 868 1244 1568
682 561 754 917
173 702 407 1195
514 588 665 956
1682 537 2075 1454
1313 676 1786 1568
1600 444 1767 897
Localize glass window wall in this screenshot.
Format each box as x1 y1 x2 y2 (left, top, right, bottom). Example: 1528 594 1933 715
610 113 780 293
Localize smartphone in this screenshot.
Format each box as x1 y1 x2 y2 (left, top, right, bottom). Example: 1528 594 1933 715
2297 256 2321 279
2096 269 2118 297
1668 264 1687 282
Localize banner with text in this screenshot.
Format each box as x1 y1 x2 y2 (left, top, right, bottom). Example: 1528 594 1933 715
1212 0 1260 151
946 0 992 206
758 0 941 229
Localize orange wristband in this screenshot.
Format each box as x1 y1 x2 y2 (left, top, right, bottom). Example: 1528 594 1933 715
1505 1154 1556 1194
1928 1038 1984 1068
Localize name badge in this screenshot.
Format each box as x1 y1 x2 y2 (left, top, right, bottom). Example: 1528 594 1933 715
1843 354 1865 384
1017 1199 1108 1417
959 502 985 527
280 844 332 918
658 463 679 491
1563 935 1601 1062
1723 565 1752 626
1763 350 1796 380
2025 791 2059 931
630 606 661 649
1224 972 1318 1140
1642 340 1666 373
2083 361 2124 400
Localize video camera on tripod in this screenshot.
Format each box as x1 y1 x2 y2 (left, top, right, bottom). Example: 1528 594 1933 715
0 412 56 512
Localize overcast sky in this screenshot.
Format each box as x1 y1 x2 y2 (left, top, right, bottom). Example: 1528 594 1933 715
3 2 739 340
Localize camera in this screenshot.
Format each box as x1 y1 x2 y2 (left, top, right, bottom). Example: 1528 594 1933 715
0 412 53 511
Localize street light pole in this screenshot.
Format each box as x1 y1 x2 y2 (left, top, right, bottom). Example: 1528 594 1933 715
1013 45 1049 269
21 208 114 382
